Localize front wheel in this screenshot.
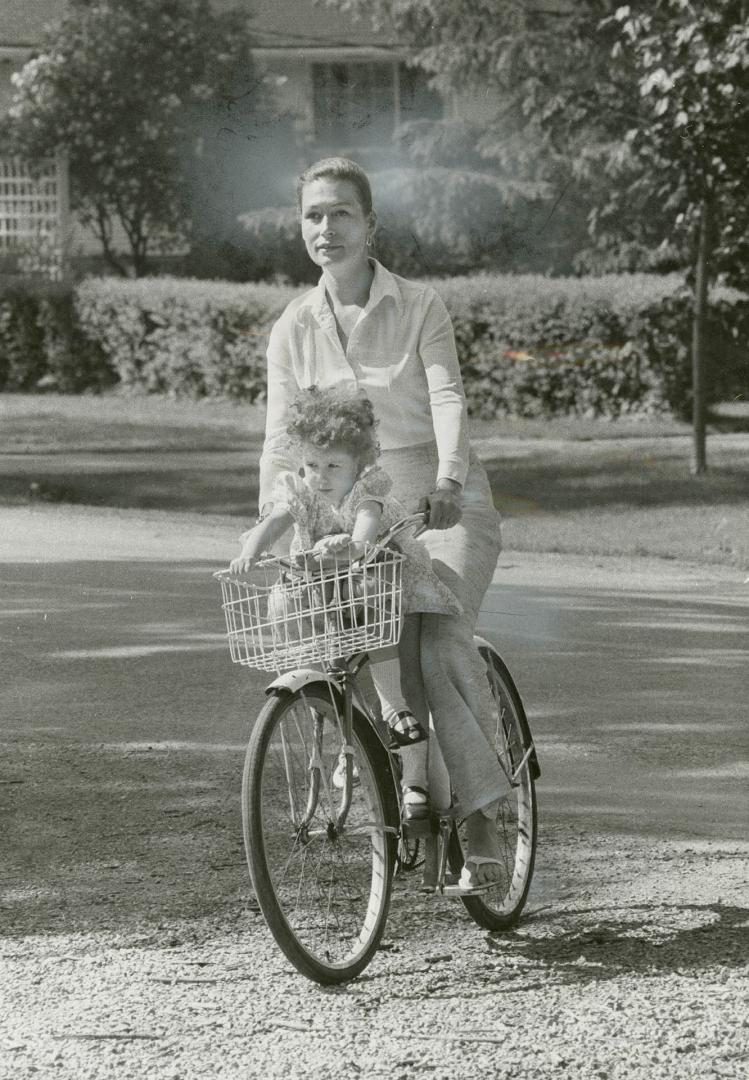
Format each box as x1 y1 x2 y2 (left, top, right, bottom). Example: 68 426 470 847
242 684 398 984
455 643 539 931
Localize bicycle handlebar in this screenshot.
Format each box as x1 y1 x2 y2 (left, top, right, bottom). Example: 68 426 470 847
357 511 427 566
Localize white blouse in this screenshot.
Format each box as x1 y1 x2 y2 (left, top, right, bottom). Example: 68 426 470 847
258 260 471 508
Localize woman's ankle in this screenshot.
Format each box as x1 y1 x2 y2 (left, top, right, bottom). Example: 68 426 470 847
399 739 429 793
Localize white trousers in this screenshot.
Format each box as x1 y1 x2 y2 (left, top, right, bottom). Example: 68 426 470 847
379 442 508 817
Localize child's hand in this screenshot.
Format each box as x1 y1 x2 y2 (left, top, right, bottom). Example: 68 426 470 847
229 553 259 577
313 533 352 556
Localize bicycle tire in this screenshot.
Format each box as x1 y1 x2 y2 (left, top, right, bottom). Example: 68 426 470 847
242 683 399 984
454 643 538 931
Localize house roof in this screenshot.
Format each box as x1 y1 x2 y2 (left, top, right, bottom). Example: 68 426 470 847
0 0 397 51
240 0 397 49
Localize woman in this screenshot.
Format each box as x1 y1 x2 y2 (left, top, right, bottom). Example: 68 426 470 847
258 157 507 888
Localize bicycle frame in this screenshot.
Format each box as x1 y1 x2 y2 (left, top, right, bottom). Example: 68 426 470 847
227 511 534 898
267 649 505 898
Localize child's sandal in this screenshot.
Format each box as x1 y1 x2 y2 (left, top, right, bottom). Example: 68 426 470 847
387 710 427 749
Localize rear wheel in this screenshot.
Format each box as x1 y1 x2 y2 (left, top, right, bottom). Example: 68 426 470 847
242 684 398 984
455 644 538 931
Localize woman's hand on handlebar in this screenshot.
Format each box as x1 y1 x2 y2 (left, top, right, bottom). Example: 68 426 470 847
418 479 463 531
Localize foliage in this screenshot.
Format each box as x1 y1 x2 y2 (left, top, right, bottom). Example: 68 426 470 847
591 2 749 288
325 2 630 263
436 273 681 418
372 166 557 276
326 1 749 287
325 1 603 169
0 278 113 393
2 0 257 277
74 277 296 400
2 272 745 417
234 207 318 284
325 0 749 468
238 163 578 280
629 290 749 418
392 119 489 172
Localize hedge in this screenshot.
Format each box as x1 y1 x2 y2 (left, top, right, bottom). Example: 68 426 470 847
438 274 748 419
0 278 113 393
1 273 746 419
75 277 296 402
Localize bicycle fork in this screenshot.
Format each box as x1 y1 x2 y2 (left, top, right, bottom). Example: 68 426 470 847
333 668 356 832
293 667 367 836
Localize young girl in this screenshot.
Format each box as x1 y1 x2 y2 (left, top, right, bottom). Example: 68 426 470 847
230 385 462 823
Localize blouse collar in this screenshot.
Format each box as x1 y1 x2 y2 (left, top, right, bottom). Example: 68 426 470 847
307 259 403 326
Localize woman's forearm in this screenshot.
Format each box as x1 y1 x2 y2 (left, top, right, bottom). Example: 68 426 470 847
259 316 299 509
420 293 471 488
258 451 295 512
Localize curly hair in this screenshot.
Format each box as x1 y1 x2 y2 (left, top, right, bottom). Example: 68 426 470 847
286 385 380 467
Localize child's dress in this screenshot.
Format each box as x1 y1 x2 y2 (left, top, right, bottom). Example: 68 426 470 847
270 465 462 617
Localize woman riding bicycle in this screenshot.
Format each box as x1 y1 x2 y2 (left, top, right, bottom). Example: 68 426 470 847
256 156 508 890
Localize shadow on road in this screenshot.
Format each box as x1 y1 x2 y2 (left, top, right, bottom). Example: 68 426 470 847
1 433 748 517
486 901 748 985
1 557 267 938
2 554 746 949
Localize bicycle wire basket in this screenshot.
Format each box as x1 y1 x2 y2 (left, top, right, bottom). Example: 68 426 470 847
216 546 406 672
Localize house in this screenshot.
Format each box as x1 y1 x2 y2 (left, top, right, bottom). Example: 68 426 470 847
243 0 441 162
0 0 444 269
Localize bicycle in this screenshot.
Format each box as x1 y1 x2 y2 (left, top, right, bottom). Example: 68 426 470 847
215 513 539 985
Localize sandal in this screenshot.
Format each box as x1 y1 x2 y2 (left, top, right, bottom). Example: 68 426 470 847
458 856 503 893
388 711 427 750
401 785 431 827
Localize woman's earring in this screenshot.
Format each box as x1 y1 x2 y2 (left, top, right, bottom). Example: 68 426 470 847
366 233 374 248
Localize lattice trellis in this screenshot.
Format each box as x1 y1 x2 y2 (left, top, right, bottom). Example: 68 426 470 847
0 157 69 278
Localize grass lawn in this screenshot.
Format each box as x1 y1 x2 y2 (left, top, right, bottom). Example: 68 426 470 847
1 392 747 568
0 392 267 453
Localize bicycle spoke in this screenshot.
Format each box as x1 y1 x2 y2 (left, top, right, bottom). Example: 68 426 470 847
456 645 538 930
245 687 394 978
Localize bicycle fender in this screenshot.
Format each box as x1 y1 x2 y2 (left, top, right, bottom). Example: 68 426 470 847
474 635 541 781
473 633 494 654
265 668 343 696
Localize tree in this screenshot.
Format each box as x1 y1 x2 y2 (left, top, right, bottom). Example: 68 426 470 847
3 0 257 276
593 2 749 473
327 6 619 185
329 0 749 470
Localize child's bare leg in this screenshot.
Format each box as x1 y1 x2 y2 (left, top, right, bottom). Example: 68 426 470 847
395 617 429 796
369 616 426 746
371 617 429 816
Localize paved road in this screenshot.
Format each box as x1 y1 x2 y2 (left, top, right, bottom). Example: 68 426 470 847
2 506 746 887
2 506 747 1080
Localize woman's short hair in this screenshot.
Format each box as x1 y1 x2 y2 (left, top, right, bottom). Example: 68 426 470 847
296 157 373 217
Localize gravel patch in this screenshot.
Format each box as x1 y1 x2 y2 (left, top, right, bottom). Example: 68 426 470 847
3 802 747 1079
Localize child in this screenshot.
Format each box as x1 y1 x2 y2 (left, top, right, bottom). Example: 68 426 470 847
230 385 462 823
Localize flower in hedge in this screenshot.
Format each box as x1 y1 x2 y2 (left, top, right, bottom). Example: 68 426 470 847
503 349 535 362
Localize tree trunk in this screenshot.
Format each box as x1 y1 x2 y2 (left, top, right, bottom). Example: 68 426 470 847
95 205 129 277
691 197 711 475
